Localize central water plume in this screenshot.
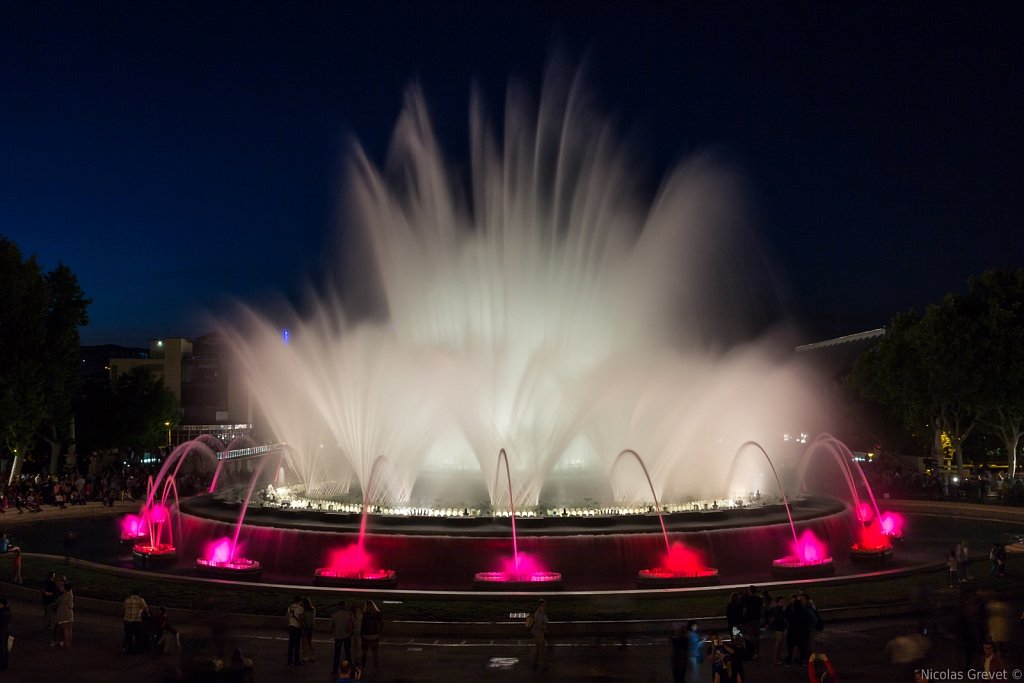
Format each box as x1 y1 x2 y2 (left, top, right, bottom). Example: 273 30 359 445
222 71 826 510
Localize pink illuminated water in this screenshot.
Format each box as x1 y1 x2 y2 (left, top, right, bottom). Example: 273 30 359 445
853 521 892 551
321 543 377 577
661 541 715 576
773 529 832 567
857 502 874 522
120 514 146 540
879 511 904 537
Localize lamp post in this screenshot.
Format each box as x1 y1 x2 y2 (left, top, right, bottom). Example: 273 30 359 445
164 422 171 447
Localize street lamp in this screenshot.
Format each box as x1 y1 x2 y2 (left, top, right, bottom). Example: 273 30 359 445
164 422 171 447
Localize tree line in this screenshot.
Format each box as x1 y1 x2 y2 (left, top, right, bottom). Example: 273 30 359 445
850 269 1024 476
0 237 178 475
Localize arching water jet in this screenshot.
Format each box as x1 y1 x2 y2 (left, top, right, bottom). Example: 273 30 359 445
473 449 562 590
614 449 718 587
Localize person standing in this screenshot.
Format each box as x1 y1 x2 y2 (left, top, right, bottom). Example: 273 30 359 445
767 596 788 664
11 548 21 585
741 585 762 659
41 571 58 633
0 597 10 672
330 601 355 676
286 595 304 666
684 621 703 681
300 596 316 663
123 588 148 654
530 599 549 670
54 581 74 648
360 600 383 669
956 540 970 582
351 602 363 667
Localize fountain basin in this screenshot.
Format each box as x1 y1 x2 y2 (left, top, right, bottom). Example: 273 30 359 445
195 557 264 580
473 571 563 591
120 532 148 546
770 556 835 579
849 544 894 564
636 567 719 588
132 544 178 568
313 568 398 588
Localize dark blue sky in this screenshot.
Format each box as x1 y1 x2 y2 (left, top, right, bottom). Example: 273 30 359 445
2 1 1022 346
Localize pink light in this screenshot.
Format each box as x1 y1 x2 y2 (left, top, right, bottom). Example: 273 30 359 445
854 521 892 551
120 514 144 537
661 541 710 575
324 544 375 576
496 552 546 578
148 504 169 524
205 537 236 564
879 511 904 536
856 502 874 522
792 529 828 564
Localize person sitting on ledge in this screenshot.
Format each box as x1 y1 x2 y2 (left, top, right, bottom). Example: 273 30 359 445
0 534 18 554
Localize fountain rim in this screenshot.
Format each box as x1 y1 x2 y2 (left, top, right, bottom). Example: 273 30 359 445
178 492 847 537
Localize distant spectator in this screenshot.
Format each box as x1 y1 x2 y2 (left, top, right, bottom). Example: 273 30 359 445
53 580 74 648
286 595 304 666
331 601 355 676
123 588 149 654
301 596 317 663
41 571 59 632
11 548 22 585
361 600 383 669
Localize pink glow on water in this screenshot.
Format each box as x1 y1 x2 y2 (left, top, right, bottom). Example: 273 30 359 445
323 544 376 576
148 504 169 524
121 514 145 538
879 511 904 536
856 502 874 522
661 542 711 575
206 538 236 564
854 521 892 551
792 529 828 564
496 551 546 578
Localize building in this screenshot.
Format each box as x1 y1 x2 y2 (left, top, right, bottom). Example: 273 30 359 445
107 334 253 446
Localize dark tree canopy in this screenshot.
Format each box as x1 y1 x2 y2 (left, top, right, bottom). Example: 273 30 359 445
78 366 179 452
0 237 90 468
850 268 1024 474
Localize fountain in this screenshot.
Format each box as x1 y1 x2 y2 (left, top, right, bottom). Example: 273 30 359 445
796 435 898 561
613 449 718 587
167 72 852 588
314 455 398 588
192 455 268 580
726 441 835 578
132 477 179 568
473 449 562 589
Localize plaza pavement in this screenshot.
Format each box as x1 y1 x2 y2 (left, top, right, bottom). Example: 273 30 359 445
0 499 1023 681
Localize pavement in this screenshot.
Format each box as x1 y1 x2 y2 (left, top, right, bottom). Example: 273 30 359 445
1 498 1023 681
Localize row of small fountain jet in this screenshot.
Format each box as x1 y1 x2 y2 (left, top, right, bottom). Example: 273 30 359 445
120 434 905 588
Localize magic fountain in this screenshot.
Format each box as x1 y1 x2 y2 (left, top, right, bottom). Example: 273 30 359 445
121 72 911 589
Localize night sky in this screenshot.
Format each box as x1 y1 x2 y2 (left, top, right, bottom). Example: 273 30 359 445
2 2 1022 346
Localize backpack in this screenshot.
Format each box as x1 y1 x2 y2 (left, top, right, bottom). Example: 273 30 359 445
524 613 535 630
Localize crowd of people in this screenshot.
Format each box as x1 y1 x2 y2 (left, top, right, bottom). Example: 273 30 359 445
672 586 828 683
286 595 384 681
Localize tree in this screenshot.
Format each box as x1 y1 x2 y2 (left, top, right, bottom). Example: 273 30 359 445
38 264 91 471
0 239 48 468
916 294 985 475
969 269 1024 477
850 295 985 476
0 237 90 475
110 367 179 451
